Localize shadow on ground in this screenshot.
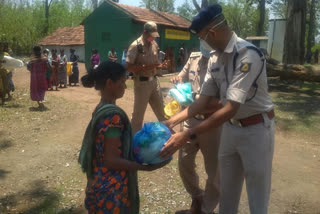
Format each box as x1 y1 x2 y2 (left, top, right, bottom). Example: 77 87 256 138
29 106 50 112
0 131 14 151
269 78 320 133
0 180 81 214
0 169 10 180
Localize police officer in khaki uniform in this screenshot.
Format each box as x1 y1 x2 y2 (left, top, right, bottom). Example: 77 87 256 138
160 4 275 214
126 22 167 134
171 49 221 214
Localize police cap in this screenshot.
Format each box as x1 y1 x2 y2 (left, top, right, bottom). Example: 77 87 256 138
189 4 223 34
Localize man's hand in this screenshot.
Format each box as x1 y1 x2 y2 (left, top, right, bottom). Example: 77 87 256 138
162 120 176 134
171 76 183 84
160 131 189 159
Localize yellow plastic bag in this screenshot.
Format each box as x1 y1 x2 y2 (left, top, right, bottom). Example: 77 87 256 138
67 62 73 76
164 100 181 117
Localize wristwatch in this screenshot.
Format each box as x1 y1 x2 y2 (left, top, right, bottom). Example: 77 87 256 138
188 130 197 140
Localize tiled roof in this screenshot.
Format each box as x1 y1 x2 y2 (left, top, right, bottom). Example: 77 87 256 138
110 1 191 29
38 25 84 46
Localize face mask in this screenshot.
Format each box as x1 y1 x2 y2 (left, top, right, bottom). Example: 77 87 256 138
147 36 155 42
200 39 212 58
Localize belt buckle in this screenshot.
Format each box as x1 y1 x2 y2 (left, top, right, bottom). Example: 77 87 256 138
229 118 242 127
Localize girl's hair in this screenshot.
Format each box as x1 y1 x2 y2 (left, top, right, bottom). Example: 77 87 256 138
92 49 98 54
81 61 126 90
33 46 41 58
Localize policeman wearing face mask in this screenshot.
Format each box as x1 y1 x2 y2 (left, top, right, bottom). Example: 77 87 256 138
171 43 221 214
126 22 167 134
160 4 275 214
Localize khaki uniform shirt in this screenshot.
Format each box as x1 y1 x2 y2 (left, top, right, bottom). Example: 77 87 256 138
178 52 211 127
178 52 210 95
201 33 274 120
126 36 160 77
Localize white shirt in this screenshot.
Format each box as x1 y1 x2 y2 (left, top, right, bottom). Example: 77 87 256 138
201 33 274 119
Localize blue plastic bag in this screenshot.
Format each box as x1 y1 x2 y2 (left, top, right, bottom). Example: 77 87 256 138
133 122 172 164
168 82 194 105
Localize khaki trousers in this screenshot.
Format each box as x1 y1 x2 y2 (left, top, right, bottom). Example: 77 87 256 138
131 77 166 135
218 114 275 214
179 119 221 214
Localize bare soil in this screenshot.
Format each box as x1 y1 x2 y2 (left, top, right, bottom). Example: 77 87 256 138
0 64 319 214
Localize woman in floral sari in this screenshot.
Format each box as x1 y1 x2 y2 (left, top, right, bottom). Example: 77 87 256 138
79 61 169 214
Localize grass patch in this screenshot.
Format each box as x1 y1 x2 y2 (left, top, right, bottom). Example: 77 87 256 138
269 78 320 137
0 88 82 129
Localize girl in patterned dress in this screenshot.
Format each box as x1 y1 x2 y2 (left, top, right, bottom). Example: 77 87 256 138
79 61 169 214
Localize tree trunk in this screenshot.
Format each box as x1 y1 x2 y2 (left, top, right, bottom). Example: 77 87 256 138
267 63 320 82
201 0 208 9
257 0 266 36
306 0 316 63
283 0 306 65
192 0 201 11
45 0 49 34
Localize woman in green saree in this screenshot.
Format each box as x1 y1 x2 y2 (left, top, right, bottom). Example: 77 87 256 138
79 61 169 214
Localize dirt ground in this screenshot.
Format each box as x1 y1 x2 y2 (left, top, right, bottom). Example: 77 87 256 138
0 63 320 214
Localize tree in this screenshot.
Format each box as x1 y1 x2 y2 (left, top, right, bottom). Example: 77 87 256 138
0 0 92 54
257 0 266 36
192 0 219 12
283 0 307 65
45 0 54 34
223 0 261 38
177 0 197 20
306 0 318 63
140 0 175 13
270 0 287 18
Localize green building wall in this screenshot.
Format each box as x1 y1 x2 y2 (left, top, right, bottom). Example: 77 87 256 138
84 1 199 71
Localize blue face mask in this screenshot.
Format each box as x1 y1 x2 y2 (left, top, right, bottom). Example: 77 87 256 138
200 39 212 58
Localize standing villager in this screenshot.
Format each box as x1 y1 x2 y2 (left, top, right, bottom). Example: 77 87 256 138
58 49 67 88
160 4 275 214
27 46 48 109
69 48 79 86
43 49 53 91
50 49 59 91
108 47 118 62
91 49 100 69
126 21 167 134
0 42 8 105
3 43 14 100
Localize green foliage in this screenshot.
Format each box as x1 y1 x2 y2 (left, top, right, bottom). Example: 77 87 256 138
177 0 197 20
177 0 269 37
222 0 266 38
0 0 92 55
140 0 175 13
270 0 287 18
311 43 320 53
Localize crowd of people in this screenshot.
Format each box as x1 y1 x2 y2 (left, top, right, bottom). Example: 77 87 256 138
26 47 80 109
90 45 189 76
0 42 81 108
79 3 275 214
